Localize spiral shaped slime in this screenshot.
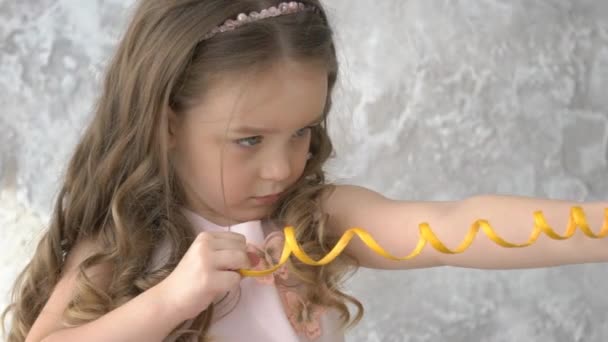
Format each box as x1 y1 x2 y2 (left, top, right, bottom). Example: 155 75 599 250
239 206 608 277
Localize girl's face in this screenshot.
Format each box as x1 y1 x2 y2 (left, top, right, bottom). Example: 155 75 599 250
170 60 328 226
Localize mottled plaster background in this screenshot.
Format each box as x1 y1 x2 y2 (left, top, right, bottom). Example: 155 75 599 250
2 0 608 341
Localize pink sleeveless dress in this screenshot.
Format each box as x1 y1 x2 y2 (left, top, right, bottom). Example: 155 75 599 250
153 208 347 342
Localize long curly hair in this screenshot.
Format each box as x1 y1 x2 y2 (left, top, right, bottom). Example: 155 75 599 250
2 0 364 341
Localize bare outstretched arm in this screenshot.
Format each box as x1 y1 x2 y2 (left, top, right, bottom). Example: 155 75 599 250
321 184 608 270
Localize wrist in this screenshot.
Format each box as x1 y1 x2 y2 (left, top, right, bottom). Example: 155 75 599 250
149 281 193 325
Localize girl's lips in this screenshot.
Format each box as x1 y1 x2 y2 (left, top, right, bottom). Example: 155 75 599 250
253 192 283 204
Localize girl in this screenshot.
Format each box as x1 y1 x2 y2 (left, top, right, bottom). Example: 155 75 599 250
2 0 607 341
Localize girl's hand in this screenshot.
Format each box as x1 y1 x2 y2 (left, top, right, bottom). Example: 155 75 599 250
156 231 258 320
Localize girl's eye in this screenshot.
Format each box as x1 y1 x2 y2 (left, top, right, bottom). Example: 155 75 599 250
235 126 313 148
236 136 262 147
294 126 313 138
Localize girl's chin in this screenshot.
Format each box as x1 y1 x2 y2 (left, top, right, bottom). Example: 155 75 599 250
230 202 274 219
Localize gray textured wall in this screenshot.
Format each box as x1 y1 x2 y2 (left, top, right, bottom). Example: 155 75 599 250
2 1 608 341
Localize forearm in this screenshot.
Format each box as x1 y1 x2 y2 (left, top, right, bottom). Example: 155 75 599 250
39 283 187 342
438 194 608 269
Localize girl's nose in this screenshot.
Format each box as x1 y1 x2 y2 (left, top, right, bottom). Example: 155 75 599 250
260 155 291 181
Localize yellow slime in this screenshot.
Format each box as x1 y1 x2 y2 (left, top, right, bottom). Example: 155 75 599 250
239 206 608 277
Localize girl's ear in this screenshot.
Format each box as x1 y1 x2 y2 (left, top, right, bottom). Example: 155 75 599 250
167 107 179 149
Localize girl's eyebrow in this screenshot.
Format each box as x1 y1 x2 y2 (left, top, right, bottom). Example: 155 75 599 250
233 114 323 135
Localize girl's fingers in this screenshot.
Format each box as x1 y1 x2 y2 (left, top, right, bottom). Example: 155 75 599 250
198 231 247 250
208 237 246 251
212 249 252 270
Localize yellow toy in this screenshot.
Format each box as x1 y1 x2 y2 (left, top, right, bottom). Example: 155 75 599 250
239 206 608 277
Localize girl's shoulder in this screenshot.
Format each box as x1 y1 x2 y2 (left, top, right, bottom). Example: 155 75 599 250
26 237 113 341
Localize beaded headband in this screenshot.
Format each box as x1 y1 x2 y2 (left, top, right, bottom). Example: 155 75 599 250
200 1 321 41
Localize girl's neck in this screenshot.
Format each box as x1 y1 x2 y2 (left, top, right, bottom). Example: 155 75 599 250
181 205 266 228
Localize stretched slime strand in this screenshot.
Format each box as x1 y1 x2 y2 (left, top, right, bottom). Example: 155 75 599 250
239 206 608 277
